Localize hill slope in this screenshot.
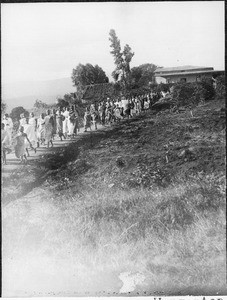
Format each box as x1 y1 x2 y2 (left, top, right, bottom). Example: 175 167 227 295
2 77 75 111
2 98 226 296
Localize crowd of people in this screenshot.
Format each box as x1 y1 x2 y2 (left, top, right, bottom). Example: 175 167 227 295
2 93 158 164
2 105 81 163
84 93 156 130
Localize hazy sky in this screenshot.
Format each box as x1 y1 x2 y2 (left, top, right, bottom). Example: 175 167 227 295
1 1 225 84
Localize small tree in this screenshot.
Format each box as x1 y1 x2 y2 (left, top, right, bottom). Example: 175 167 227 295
33 99 48 109
10 106 29 122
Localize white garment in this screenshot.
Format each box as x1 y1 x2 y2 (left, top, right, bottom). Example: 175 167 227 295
121 99 128 111
2 117 13 144
62 111 69 134
144 101 149 109
1 129 11 147
68 117 75 135
37 117 45 140
20 118 27 127
23 123 37 147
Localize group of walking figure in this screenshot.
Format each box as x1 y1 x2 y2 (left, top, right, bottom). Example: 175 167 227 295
2 93 156 164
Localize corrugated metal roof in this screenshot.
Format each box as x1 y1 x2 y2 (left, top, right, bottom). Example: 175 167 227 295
154 69 224 77
154 65 213 73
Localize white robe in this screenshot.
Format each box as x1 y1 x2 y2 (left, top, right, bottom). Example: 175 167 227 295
2 117 13 145
62 111 69 134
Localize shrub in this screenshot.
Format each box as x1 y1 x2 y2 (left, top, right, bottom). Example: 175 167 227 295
215 75 225 99
156 83 173 93
200 76 215 101
172 79 215 108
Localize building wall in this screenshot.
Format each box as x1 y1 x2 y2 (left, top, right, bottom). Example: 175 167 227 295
155 73 213 84
155 76 167 84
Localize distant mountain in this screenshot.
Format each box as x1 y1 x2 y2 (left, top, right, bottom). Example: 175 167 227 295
2 77 76 112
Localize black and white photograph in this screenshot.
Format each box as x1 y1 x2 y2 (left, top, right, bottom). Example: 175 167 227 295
1 1 226 297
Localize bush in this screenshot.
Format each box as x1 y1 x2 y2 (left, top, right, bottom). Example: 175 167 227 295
200 76 215 101
215 75 225 99
172 79 215 108
156 83 173 93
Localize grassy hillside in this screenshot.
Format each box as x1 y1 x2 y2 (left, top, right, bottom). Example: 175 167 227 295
2 98 226 296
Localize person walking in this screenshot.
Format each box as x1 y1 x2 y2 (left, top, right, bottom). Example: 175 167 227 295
19 113 27 128
84 107 92 132
73 106 79 136
56 109 64 141
37 113 45 145
1 122 12 164
68 106 76 138
44 109 54 148
90 104 98 130
23 117 37 155
52 109 57 140
14 126 32 163
2 113 13 145
29 112 39 148
62 107 70 139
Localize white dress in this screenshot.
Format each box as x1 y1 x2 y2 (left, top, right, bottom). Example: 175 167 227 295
68 113 75 135
23 123 36 148
62 111 69 135
37 117 45 140
28 117 38 145
2 117 13 145
1 129 11 148
19 118 27 127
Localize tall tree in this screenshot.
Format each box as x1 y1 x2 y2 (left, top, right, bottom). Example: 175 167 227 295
71 63 109 99
109 29 134 95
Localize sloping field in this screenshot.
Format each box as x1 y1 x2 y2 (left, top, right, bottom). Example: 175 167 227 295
2 98 226 296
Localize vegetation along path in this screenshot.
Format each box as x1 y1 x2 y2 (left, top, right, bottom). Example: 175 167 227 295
2 98 226 297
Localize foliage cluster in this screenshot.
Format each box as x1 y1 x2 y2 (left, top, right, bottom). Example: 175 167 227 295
10 106 29 122
215 75 225 99
71 63 109 100
156 83 174 93
33 99 48 109
172 78 215 107
82 82 118 102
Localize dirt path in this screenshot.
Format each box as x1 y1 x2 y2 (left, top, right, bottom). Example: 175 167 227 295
2 124 106 178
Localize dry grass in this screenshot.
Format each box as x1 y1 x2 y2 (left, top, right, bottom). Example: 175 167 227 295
2 98 226 296
3 174 226 296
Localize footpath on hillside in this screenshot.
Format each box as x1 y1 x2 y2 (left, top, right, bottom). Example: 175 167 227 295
2 98 225 206
2 124 106 178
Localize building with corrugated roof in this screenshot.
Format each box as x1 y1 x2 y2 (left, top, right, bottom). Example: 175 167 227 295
154 65 224 84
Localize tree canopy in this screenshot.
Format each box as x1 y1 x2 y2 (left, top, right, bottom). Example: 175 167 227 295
130 63 158 89
33 99 48 109
71 63 109 90
10 106 29 121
